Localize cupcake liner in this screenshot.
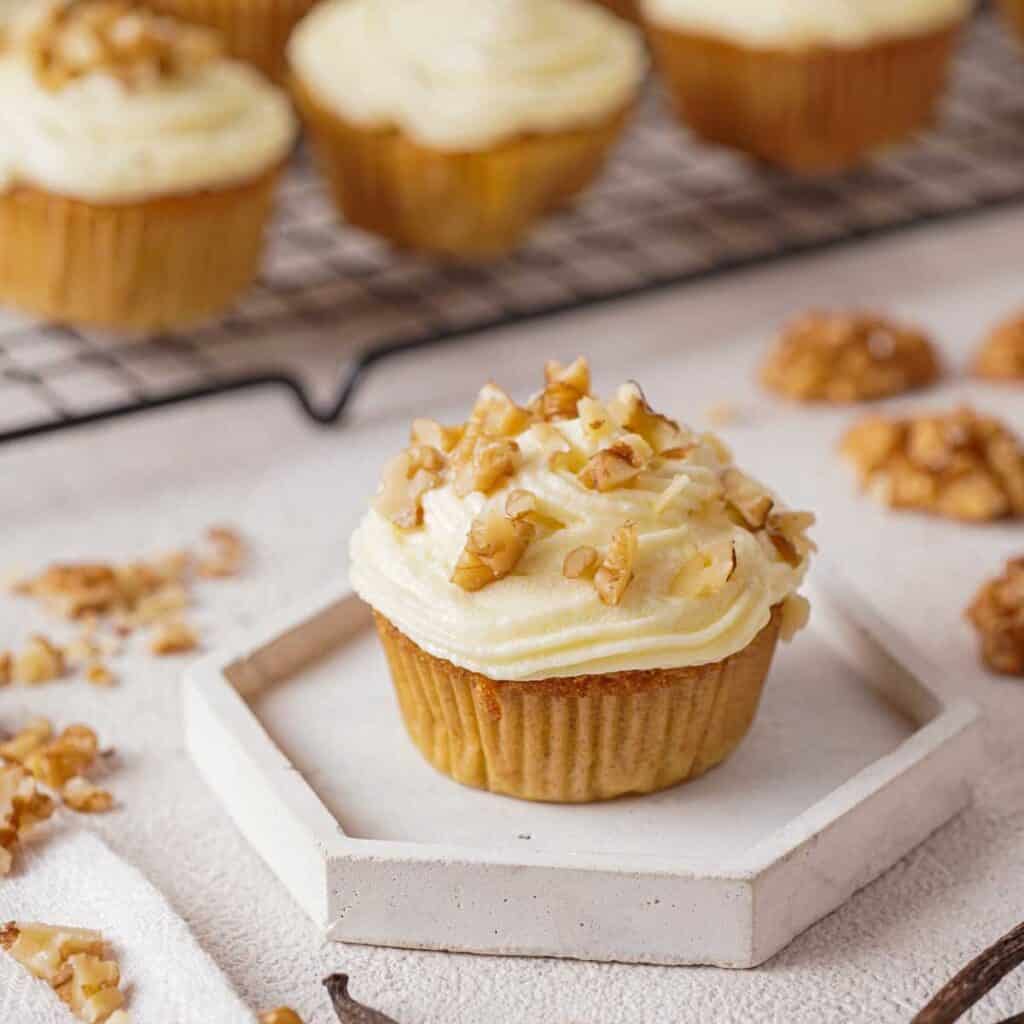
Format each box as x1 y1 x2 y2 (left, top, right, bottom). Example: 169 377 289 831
292 78 630 259
1000 0 1024 47
141 0 318 82
646 22 961 173
374 609 782 803
0 169 280 334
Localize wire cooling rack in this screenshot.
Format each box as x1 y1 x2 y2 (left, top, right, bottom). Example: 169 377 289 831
2 10 1024 446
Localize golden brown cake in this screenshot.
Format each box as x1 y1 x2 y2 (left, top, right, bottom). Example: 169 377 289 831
842 406 1024 523
967 557 1024 676
288 0 646 259
974 311 1024 383
641 0 968 172
0 1 295 333
349 359 816 802
761 310 941 403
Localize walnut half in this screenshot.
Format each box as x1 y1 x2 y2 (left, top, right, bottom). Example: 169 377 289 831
451 510 534 592
967 556 1024 676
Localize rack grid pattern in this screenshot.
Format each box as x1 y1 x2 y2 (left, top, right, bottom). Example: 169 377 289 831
2 11 1023 445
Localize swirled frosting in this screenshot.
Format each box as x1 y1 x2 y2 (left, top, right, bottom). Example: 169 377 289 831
642 0 971 47
350 364 814 681
288 0 646 150
0 14 295 202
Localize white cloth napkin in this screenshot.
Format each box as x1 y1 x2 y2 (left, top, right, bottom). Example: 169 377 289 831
0 828 254 1023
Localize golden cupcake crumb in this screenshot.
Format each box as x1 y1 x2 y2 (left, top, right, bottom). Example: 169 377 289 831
841 406 1024 522
762 311 940 403
967 557 1024 677
974 311 1024 382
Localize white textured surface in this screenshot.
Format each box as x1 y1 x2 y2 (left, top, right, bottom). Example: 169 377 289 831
2 206 1024 1022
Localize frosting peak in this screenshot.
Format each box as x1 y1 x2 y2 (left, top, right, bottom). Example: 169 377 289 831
349 360 815 681
288 0 646 150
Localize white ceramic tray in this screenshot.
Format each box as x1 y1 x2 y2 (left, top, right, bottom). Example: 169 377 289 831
184 571 979 968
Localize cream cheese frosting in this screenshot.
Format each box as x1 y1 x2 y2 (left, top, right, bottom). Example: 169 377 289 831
0 20 295 202
641 0 972 48
288 0 646 150
350 366 814 682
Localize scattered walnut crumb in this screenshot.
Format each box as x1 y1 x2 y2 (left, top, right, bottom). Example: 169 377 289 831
578 434 653 492
23 724 99 790
259 1009 304 1024
1 922 129 1022
149 618 199 656
197 526 246 579
467 383 531 439
62 777 114 814
974 311 1024 382
594 523 638 607
452 510 534 592
13 635 65 685
563 546 599 581
841 406 1024 522
0 764 56 876
0 717 53 763
762 311 940 403
85 663 116 688
967 556 1024 676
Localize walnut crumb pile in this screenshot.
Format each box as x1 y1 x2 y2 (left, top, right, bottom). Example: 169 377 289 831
841 406 1024 522
24 0 221 92
974 311 1024 382
967 557 1024 676
1 922 130 1023
762 311 940 403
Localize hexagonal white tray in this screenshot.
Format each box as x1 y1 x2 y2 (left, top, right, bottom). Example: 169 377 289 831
184 572 979 968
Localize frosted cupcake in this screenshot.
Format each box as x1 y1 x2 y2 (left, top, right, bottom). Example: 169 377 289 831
641 0 971 172
288 0 646 258
0 1 296 333
140 0 318 82
350 359 815 802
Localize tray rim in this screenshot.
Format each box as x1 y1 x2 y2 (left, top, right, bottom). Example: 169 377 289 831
184 569 980 967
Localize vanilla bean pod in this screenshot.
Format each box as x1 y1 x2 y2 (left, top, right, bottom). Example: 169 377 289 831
324 974 400 1024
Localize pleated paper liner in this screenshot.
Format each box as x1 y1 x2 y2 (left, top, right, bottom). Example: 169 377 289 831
374 608 782 803
999 0 1024 47
0 168 280 334
291 78 631 259
646 21 962 173
141 0 318 83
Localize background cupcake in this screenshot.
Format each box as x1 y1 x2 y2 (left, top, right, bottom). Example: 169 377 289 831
289 0 646 259
999 0 1024 48
641 0 971 172
0 1 296 333
350 359 815 802
141 0 318 82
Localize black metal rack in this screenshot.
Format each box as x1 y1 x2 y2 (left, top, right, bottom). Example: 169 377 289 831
2 11 1023 447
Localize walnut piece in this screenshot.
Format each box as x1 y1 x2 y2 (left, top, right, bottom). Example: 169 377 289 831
23 724 99 790
451 510 534 592
259 1010 304 1024
967 556 1024 676
453 438 520 498
85 663 116 688
607 382 695 456
563 546 599 580
722 468 773 530
23 0 221 93
375 445 445 529
196 526 246 579
0 651 10 686
673 540 737 599
594 523 637 606
841 406 1024 522
530 357 591 422
13 635 65 685
0 765 56 877
974 311 1024 382
578 434 653 492
148 618 199 656
62 777 115 814
762 311 940 403
0 717 53 763
1 922 129 1023
410 418 462 453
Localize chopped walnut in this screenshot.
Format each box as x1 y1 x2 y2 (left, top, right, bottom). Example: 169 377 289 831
673 540 737 599
762 311 940 402
149 618 199 656
841 407 1024 522
375 446 445 529
0 652 11 686
594 523 637 606
765 510 816 567
974 311 1024 382
578 434 653 492
13 635 65 685
23 724 99 790
608 382 695 457
780 594 812 642
530 357 591 422
451 510 534 592
0 717 53 763
196 526 246 579
468 383 531 438
453 437 521 498
563 546 599 580
130 583 188 625
85 663 116 688
722 468 774 530
0 765 56 876
259 1010 304 1024
967 556 1024 676
1 922 128 1023
577 396 614 443
62 777 115 814
22 0 221 92
411 418 463 453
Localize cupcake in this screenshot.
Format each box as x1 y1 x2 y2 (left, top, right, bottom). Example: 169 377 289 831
1000 0 1024 48
288 0 646 259
0 2 296 333
349 359 815 802
140 0 318 82
641 0 971 173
